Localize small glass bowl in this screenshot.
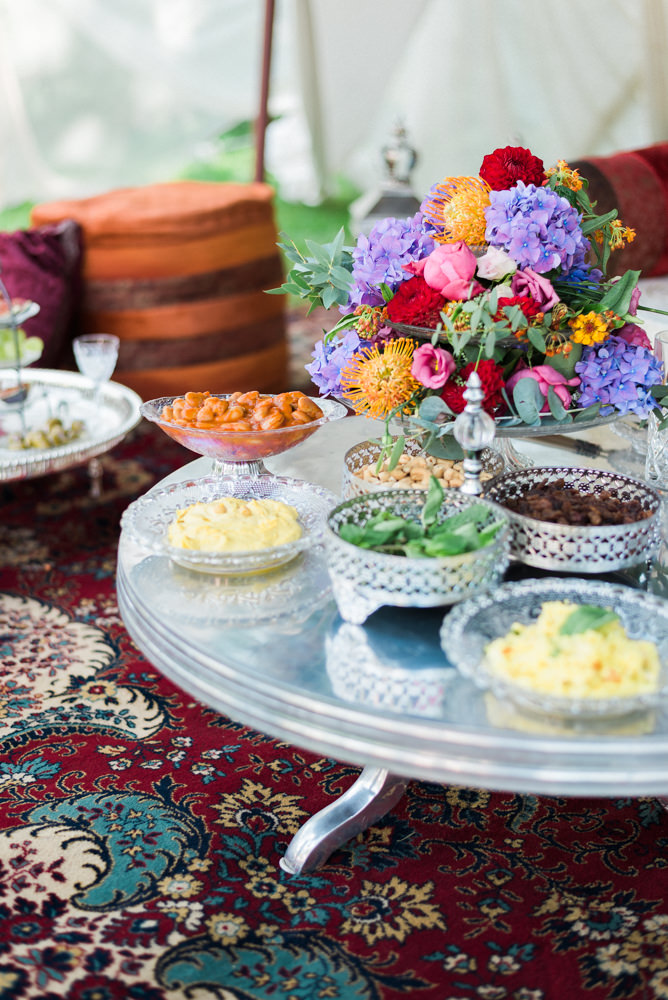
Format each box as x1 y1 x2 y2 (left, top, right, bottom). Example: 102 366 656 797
342 437 504 499
324 489 510 624
484 466 661 573
443 578 668 719
121 474 339 575
140 395 347 476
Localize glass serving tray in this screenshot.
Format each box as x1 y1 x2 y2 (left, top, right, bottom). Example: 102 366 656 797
0 369 142 481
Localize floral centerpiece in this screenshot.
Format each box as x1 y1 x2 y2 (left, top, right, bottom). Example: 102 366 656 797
270 145 668 460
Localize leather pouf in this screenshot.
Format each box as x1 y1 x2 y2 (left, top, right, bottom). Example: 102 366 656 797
30 181 287 399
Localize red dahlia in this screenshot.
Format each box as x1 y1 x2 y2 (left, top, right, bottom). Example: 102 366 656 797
386 276 445 329
479 146 545 191
441 359 506 415
495 295 542 322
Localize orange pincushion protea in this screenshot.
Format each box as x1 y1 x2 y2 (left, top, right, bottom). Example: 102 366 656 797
339 337 420 420
422 176 491 246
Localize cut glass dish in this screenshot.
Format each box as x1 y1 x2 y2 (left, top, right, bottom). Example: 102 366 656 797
443 578 668 718
121 474 339 575
140 395 347 478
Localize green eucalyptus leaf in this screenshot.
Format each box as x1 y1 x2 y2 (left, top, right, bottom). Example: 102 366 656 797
547 386 572 423
546 342 582 378
574 402 602 422
513 378 543 426
527 326 547 353
419 395 450 421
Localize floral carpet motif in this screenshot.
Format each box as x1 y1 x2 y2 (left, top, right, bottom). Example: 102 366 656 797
0 422 667 999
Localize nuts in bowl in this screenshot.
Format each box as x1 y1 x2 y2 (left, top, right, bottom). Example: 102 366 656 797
342 437 503 499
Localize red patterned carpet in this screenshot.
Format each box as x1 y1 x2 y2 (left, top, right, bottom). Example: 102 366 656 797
0 422 667 1000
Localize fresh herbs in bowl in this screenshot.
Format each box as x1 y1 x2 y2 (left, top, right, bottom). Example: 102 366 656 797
337 476 506 557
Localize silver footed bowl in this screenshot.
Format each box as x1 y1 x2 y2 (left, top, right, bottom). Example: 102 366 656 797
443 578 668 719
324 489 510 625
484 466 661 573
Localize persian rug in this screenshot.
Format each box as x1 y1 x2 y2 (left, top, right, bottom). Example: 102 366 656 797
0 422 667 1000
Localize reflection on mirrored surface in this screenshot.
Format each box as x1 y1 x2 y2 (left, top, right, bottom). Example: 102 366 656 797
483 692 658 738
325 607 454 717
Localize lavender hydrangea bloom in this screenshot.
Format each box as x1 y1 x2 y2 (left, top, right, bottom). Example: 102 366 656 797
346 213 434 310
485 181 590 276
305 329 362 396
574 335 663 417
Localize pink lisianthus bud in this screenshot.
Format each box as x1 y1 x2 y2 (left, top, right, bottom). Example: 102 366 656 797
506 364 580 412
510 268 559 311
476 246 517 281
629 286 642 315
617 323 651 349
406 242 484 301
410 343 456 389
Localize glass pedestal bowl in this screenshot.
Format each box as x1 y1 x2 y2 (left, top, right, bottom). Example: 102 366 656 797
140 395 347 478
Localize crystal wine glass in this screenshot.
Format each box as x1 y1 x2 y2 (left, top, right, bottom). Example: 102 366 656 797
73 334 120 400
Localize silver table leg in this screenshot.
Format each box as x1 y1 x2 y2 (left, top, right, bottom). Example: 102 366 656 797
280 766 408 875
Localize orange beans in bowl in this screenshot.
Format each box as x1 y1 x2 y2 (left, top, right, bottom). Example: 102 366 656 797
160 390 324 433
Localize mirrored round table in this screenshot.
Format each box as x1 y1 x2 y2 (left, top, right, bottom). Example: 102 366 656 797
116 416 668 874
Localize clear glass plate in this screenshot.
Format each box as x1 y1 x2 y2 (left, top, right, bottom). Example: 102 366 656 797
121 474 339 575
442 578 668 718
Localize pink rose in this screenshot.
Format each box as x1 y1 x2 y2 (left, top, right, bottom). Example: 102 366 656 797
506 364 580 412
511 268 559 311
410 343 456 389
617 323 651 349
406 242 484 300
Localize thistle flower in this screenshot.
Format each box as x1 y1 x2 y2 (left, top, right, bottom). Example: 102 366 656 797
339 338 420 420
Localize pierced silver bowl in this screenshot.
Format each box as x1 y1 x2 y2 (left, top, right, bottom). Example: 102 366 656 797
484 466 661 573
323 489 510 625
342 437 504 500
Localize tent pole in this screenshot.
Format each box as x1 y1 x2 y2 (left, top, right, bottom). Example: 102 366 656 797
254 0 275 182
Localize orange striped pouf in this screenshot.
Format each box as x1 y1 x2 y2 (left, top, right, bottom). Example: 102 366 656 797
30 181 287 399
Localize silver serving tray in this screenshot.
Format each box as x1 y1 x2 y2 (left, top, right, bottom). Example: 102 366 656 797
0 368 142 481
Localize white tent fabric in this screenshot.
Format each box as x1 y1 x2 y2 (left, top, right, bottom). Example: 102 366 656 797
0 0 667 211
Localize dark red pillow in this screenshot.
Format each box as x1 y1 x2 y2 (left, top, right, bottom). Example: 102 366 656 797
0 219 82 367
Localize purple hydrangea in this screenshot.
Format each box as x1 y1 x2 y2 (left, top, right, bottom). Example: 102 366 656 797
305 329 362 396
346 213 434 310
484 181 590 276
574 335 664 417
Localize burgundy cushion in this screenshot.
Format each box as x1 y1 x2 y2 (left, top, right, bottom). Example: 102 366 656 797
571 144 668 277
0 220 82 367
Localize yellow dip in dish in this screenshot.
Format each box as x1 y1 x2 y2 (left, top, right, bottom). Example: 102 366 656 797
167 497 302 552
484 600 660 699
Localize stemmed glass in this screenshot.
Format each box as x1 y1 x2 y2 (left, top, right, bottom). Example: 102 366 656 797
73 334 120 401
